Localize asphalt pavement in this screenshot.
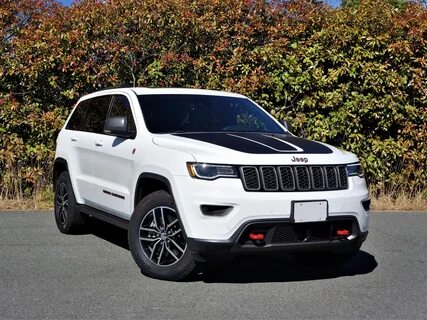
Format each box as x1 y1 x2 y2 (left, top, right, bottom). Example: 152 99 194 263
0 211 426 319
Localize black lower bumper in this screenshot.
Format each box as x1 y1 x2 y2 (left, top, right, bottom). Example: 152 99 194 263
187 217 368 262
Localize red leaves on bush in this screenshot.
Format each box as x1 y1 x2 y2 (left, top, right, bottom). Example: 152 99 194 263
0 0 426 195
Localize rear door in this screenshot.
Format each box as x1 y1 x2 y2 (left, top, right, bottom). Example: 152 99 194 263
63 99 93 204
79 95 112 207
90 94 137 218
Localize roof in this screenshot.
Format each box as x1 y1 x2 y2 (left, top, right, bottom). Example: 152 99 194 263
82 87 246 100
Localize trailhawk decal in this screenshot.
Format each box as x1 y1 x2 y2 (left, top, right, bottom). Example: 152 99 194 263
173 132 333 154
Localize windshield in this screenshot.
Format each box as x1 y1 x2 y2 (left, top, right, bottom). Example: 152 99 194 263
137 94 285 134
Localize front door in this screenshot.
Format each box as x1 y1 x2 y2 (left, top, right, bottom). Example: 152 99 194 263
90 94 137 218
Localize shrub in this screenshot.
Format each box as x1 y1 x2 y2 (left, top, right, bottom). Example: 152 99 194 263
0 0 426 198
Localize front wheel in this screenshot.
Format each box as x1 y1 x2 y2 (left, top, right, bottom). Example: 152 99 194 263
128 190 195 281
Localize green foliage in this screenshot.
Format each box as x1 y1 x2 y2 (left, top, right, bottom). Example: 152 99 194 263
342 0 408 10
0 0 426 197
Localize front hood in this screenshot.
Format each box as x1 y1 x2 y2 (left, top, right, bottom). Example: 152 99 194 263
152 132 358 165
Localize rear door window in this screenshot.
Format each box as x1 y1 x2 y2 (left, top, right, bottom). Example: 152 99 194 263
83 95 112 134
66 100 89 131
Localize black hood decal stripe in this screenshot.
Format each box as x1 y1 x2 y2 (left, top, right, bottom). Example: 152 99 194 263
173 132 333 154
228 133 300 152
261 134 304 152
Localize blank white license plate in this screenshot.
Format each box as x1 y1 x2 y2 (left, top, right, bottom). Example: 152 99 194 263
293 201 328 223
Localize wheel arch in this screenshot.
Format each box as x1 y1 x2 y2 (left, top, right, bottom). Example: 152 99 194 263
132 172 192 258
134 172 174 209
53 157 68 190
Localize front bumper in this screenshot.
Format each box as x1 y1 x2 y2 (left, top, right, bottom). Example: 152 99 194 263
172 175 370 240
187 217 368 262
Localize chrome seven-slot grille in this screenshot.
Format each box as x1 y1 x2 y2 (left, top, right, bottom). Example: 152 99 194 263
239 165 348 192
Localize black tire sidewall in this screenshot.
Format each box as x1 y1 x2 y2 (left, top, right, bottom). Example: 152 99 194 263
129 190 195 281
54 171 82 234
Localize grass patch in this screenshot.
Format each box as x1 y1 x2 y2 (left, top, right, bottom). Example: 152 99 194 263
0 190 54 211
371 189 427 212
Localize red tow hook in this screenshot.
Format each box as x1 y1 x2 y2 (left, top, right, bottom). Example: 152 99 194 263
249 233 265 240
336 229 350 236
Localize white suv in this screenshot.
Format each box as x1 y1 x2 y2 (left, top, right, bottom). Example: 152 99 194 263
54 87 370 280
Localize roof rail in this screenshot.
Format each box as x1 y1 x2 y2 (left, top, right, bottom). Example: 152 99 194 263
96 84 135 92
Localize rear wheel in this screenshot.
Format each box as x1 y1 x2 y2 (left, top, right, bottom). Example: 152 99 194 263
54 171 86 234
128 190 195 281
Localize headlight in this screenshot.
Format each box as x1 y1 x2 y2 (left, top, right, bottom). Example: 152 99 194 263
187 163 238 180
347 163 364 178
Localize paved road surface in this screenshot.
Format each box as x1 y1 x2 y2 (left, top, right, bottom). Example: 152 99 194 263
0 212 426 319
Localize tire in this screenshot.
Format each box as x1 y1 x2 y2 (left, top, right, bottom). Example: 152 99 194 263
128 190 196 281
54 171 87 234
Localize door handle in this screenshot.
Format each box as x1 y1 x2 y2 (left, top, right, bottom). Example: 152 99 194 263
71 137 79 142
95 140 104 147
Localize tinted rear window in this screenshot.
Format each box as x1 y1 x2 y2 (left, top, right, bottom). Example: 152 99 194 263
66 100 89 131
83 96 111 133
66 96 112 133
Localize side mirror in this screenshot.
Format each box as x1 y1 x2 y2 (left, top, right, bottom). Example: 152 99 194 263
280 119 292 132
104 116 132 138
